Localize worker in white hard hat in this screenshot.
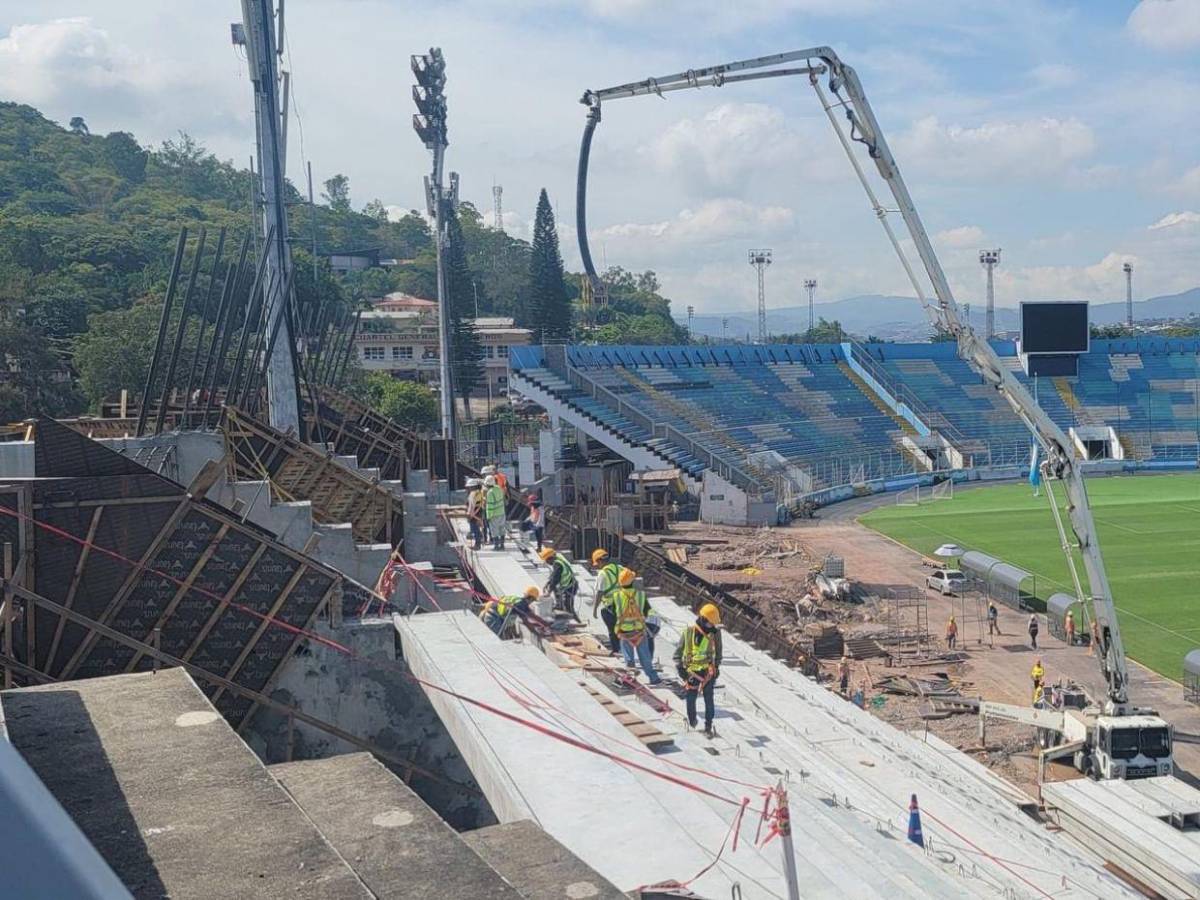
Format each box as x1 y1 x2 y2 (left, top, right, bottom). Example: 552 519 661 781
484 475 506 549
465 478 485 550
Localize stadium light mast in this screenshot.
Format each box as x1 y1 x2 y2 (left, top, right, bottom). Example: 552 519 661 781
492 182 504 232
979 249 1001 338
686 304 694 340
749 249 772 343
804 278 817 334
1124 262 1133 326
412 47 455 441
236 0 300 433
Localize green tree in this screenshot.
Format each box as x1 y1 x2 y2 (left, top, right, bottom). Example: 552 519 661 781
361 373 438 431
362 198 388 223
323 174 351 213
0 310 83 419
527 188 571 341
69 116 89 136
72 301 165 407
102 131 148 183
443 203 484 411
593 312 683 345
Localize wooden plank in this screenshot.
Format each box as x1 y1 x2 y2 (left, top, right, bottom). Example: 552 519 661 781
181 543 268 659
124 522 231 672
209 560 309 704
58 497 192 679
44 507 104 674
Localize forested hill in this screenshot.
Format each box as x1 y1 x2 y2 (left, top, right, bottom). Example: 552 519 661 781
0 102 684 419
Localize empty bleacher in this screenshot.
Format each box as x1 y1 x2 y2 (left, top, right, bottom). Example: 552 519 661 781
511 337 1200 500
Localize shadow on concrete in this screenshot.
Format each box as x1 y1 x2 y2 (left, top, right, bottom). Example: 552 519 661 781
2 688 165 898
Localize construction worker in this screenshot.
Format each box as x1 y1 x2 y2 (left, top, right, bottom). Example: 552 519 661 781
1065 609 1076 646
1033 682 1046 707
837 654 851 695
589 548 625 654
484 476 507 550
1090 617 1102 656
539 547 579 621
480 586 539 637
1031 657 1045 692
1028 613 1040 649
612 568 660 684
675 603 722 737
987 601 1000 636
465 478 485 550
525 499 545 551
945 615 958 651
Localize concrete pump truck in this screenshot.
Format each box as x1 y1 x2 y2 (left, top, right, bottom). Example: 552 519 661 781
575 47 1174 780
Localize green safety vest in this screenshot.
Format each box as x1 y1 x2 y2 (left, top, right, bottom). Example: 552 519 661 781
613 587 647 635
598 564 626 608
681 627 715 673
485 485 505 518
553 555 576 588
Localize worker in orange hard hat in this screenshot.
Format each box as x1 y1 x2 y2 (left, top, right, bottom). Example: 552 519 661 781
675 603 723 738
480 586 539 638
612 568 660 684
589 548 626 654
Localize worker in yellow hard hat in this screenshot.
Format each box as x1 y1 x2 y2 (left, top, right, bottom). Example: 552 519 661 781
675 603 723 737
589 548 626 654
480 586 539 638
612 568 661 684
539 546 579 622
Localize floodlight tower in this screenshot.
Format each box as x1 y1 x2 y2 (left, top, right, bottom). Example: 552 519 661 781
1124 262 1133 326
804 279 817 334
235 0 300 433
412 47 455 441
493 182 504 232
979 249 1001 338
686 305 695 340
749 249 772 343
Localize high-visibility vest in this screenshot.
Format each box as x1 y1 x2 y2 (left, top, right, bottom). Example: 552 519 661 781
1031 663 1044 682
485 485 505 518
597 564 626 608
613 587 647 635
552 555 575 589
681 626 715 673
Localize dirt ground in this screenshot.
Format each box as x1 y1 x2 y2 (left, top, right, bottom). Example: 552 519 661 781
663 500 1200 796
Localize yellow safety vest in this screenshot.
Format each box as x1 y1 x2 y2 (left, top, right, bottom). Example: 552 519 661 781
598 564 626 608
613 587 647 635
1031 663 1044 682
681 627 714 673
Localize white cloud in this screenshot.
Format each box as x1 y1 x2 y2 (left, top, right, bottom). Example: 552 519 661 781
1128 0 1200 51
934 225 985 248
1175 165 1200 196
642 103 804 192
0 16 244 146
1149 211 1200 230
581 0 878 26
895 115 1096 180
597 199 794 244
1029 62 1078 88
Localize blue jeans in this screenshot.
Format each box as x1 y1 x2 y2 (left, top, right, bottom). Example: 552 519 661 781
620 633 660 683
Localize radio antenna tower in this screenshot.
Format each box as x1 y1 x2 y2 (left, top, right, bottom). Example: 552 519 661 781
979 248 1001 338
749 249 772 343
492 182 504 232
1123 262 1133 326
804 279 817 334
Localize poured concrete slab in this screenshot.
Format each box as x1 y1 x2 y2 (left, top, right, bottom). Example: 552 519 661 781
462 820 626 900
436 525 1145 899
271 753 521 899
2 669 367 899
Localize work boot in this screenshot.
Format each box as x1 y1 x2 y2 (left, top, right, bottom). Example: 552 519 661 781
704 724 716 739
687 717 698 730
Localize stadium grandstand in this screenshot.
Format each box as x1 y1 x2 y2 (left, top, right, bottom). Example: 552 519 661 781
510 336 1200 525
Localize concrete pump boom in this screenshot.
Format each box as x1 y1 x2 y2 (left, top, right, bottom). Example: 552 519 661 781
578 47 1133 711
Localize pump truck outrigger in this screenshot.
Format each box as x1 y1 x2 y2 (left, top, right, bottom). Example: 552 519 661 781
576 47 1173 780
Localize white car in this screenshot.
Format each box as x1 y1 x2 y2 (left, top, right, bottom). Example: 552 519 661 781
926 569 966 595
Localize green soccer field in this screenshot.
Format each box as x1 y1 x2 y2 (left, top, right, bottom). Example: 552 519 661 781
859 473 1200 681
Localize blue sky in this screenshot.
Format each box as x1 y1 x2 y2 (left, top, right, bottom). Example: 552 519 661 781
0 0 1197 316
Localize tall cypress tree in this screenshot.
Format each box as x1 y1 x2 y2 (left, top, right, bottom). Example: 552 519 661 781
528 189 572 342
443 202 484 413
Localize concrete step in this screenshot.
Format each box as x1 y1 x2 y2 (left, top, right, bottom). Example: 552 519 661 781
462 820 627 900
1 669 368 899
271 753 522 899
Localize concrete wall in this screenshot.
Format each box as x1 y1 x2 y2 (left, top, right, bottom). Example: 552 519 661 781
242 616 494 830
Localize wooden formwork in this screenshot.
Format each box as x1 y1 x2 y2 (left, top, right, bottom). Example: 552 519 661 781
221 406 400 545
